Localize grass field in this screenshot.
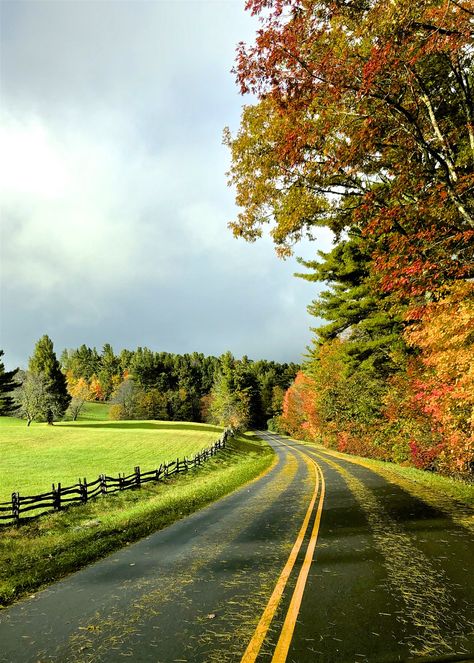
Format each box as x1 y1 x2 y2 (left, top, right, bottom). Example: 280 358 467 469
0 414 223 502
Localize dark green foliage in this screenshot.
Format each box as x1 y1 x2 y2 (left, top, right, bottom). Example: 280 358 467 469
298 231 406 378
0 350 19 415
98 344 121 400
61 345 100 381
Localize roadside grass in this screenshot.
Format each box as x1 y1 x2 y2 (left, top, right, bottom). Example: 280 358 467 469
0 432 274 607
0 417 223 501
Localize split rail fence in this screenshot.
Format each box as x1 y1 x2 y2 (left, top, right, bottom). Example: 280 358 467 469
0 428 231 525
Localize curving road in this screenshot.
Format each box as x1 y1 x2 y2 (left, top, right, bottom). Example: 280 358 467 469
0 433 473 662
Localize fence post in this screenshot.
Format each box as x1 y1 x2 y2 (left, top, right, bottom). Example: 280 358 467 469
79 478 88 504
119 473 124 491
100 474 107 495
12 492 20 524
135 466 141 487
156 464 162 481
164 462 169 478
52 483 61 511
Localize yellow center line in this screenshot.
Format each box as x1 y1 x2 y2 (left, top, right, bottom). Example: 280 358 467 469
271 460 325 662
240 436 324 663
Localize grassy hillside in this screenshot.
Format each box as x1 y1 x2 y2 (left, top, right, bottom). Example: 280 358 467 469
0 416 223 501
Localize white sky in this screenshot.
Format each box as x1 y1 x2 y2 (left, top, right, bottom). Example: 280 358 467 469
0 0 332 369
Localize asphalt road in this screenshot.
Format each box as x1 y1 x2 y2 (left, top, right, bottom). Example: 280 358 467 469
0 433 472 663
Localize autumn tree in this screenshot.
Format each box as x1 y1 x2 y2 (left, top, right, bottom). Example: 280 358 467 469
226 0 474 294
135 389 169 421
66 377 90 421
402 281 474 472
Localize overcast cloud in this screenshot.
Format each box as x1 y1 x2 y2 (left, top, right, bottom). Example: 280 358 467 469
0 0 332 370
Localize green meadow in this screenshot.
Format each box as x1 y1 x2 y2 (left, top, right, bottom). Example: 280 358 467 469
0 407 223 502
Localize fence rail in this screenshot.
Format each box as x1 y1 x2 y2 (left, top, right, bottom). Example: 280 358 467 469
0 428 231 525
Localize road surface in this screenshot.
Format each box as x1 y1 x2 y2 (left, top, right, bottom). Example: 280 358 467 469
0 433 473 662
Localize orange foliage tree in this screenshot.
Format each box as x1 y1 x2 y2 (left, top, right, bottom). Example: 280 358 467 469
402 282 474 473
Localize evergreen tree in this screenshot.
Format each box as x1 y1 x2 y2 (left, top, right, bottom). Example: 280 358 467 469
298 232 406 378
234 355 263 427
98 343 120 400
29 335 71 421
0 350 19 415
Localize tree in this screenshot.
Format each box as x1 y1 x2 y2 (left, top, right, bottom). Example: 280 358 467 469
15 372 52 426
226 0 474 294
110 377 139 420
66 377 90 421
402 281 474 473
299 231 406 377
135 388 169 421
209 353 251 431
271 385 286 416
29 335 71 422
98 343 121 401
0 350 19 415
60 344 100 381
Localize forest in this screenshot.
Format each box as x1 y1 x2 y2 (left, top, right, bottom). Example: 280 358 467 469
226 0 474 476
61 343 297 428
0 340 298 431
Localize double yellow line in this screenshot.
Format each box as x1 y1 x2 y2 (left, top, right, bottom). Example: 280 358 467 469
241 438 326 663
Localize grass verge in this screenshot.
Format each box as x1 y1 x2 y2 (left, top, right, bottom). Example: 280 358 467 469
0 432 275 608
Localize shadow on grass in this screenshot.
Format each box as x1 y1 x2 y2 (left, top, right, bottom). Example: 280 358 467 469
59 421 223 433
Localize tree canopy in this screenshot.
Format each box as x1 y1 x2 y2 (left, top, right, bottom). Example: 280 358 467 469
225 0 474 294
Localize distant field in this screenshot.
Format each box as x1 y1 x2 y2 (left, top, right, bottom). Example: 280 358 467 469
0 416 223 502
75 401 110 421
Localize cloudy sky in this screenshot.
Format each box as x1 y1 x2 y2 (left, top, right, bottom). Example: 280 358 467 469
0 0 332 370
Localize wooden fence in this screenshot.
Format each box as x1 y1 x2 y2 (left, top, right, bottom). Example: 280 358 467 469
0 429 231 525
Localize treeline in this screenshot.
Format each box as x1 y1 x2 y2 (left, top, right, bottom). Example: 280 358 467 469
227 0 473 475
62 344 297 428
0 340 297 429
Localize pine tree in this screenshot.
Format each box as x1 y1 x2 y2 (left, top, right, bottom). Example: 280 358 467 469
29 335 71 422
98 343 120 400
298 232 406 378
0 350 19 415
